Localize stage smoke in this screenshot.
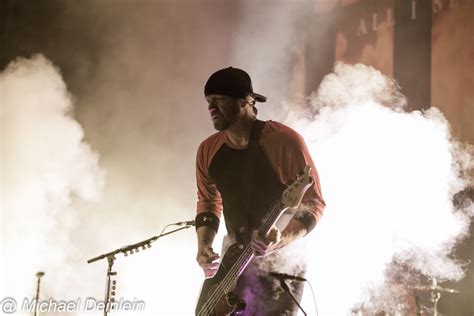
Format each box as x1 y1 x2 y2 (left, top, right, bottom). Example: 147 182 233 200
285 62 473 315
1 55 105 305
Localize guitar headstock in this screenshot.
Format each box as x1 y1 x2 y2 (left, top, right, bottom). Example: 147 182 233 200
281 166 313 209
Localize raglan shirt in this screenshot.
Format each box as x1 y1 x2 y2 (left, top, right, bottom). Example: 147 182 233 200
196 120 325 241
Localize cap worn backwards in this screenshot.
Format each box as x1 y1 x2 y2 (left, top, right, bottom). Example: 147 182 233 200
204 67 267 103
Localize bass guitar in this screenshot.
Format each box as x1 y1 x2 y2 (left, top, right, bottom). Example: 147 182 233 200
195 166 313 316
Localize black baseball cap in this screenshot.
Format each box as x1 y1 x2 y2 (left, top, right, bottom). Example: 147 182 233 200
204 67 267 103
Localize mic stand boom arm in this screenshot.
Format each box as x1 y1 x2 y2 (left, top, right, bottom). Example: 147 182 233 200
87 225 192 264
86 225 193 316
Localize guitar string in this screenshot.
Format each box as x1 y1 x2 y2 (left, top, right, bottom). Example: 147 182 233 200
200 210 277 315
199 247 245 315
199 249 248 315
199 246 253 315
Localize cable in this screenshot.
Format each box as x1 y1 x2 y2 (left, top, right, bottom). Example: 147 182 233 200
305 279 319 316
158 223 173 237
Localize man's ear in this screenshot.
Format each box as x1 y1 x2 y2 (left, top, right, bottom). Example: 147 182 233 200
237 98 248 108
245 95 256 105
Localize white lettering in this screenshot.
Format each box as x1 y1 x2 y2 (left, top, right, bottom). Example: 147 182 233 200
122 301 132 311
386 8 396 27
38 300 52 312
20 297 144 312
133 300 146 311
96 300 106 311
85 297 97 311
22 298 36 311
66 299 79 312
356 19 368 36
57 301 67 312
411 0 417 20
433 0 443 13
372 13 379 31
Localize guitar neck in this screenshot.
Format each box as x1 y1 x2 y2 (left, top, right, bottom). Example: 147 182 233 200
221 200 288 290
222 245 254 293
258 200 287 237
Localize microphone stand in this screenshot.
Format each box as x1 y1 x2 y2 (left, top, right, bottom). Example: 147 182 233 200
87 225 193 316
34 272 45 316
276 278 307 316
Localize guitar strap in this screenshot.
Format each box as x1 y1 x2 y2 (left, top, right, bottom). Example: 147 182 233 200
239 119 266 244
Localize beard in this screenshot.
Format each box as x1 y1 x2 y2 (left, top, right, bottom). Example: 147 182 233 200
212 101 240 131
212 117 230 131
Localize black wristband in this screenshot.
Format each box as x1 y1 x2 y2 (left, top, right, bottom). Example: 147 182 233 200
294 210 317 234
195 212 220 232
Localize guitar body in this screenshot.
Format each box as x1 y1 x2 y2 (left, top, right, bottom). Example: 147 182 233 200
195 244 247 316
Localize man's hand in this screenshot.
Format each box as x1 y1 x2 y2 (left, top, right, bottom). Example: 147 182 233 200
251 227 282 257
196 246 220 278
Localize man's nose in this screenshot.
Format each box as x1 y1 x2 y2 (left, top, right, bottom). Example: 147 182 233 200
208 101 217 110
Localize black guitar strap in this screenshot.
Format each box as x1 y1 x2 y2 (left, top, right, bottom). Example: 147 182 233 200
240 119 266 243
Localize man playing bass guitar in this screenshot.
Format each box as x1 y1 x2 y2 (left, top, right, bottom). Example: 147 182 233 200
195 67 325 315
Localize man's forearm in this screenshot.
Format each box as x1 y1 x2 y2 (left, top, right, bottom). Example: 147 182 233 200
280 218 308 248
197 226 217 250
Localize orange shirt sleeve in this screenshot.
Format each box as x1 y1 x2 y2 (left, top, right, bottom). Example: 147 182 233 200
195 133 224 218
260 121 325 222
